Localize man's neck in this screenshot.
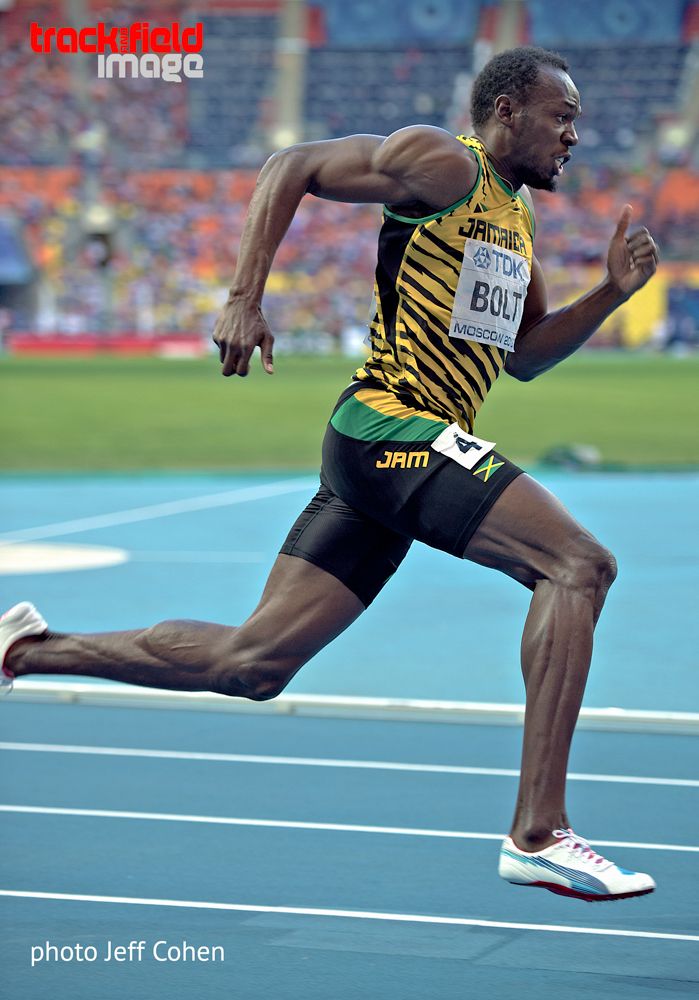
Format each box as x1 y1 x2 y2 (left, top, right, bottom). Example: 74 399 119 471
471 130 521 191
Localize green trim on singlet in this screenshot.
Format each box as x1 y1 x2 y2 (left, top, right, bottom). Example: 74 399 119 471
330 394 448 442
521 197 536 239
382 150 483 225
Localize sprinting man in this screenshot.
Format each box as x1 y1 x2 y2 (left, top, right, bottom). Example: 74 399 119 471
1 47 659 901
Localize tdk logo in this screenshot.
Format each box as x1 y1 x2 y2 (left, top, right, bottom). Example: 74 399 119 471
473 247 491 269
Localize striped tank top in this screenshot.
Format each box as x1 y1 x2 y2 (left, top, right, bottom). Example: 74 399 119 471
350 135 535 435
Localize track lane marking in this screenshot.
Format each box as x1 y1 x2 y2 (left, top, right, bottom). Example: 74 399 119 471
0 890 697 942
129 550 265 563
1 741 697 788
1 804 697 854
0 478 316 543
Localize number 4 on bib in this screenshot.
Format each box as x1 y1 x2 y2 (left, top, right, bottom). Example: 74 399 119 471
431 424 496 470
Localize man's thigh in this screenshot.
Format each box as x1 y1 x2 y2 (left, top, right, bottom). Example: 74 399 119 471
464 473 612 588
280 485 413 607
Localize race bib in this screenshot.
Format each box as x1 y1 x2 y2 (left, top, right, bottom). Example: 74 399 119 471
449 238 531 353
430 423 495 470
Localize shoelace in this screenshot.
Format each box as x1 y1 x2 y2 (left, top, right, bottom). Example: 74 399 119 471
552 828 606 865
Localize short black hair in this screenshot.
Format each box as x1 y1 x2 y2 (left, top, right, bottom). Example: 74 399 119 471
470 46 569 128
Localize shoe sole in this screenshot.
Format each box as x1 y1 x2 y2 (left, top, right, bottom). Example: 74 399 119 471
509 880 655 902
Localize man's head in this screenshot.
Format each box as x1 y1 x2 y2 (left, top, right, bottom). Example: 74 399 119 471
470 46 581 192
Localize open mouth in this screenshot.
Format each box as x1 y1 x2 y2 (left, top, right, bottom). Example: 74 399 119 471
554 154 572 174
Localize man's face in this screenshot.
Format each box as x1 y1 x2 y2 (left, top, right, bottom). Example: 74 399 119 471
511 68 581 192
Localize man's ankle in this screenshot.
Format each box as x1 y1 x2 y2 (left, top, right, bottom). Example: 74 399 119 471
509 827 558 853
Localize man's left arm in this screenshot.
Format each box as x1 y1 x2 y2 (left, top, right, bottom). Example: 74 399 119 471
506 205 659 382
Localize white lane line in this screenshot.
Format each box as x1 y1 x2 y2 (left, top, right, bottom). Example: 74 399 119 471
1 741 697 789
128 551 265 563
1 890 697 942
1 805 697 854
9 682 699 735
0 478 316 543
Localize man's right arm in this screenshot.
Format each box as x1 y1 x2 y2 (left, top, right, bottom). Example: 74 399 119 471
213 127 477 377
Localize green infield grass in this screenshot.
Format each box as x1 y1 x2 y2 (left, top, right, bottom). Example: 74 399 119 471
1 353 697 471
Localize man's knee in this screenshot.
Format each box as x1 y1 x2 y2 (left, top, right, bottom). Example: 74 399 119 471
243 664 293 701
555 537 617 596
213 656 296 701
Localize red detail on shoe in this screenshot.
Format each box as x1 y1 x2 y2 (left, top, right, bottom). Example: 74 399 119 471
1 665 15 679
553 829 605 865
514 880 655 903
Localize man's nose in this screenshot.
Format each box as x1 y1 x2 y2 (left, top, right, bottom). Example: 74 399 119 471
564 123 579 146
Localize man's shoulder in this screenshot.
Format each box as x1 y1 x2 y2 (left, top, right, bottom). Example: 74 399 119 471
384 125 478 164
377 126 480 212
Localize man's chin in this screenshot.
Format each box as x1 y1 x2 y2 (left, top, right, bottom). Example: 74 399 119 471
522 173 558 193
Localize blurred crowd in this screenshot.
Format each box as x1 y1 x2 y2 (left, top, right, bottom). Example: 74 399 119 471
0 166 382 338
2 160 697 342
2 1 697 343
1 0 191 169
533 162 699 267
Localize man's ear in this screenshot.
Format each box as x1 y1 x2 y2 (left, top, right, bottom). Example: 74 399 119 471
493 94 514 127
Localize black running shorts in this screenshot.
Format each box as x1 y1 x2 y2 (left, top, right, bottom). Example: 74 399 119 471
280 385 522 607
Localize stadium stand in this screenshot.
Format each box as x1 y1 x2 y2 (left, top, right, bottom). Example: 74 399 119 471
1 1 82 166
188 10 278 167
526 0 686 46
303 0 476 139
552 45 687 159
1 0 697 346
88 0 190 169
310 0 477 47
304 47 470 140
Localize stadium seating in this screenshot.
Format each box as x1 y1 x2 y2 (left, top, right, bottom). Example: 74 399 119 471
187 13 278 167
555 44 688 159
527 0 686 45
4 157 696 339
1 1 691 166
310 0 476 46
1 0 696 344
304 47 470 139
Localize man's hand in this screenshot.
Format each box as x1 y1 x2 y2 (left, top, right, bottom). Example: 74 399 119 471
212 297 274 377
508 205 661 382
607 204 659 300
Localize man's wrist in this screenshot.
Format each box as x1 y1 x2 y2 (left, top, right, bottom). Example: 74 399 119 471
601 274 631 307
227 287 261 306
